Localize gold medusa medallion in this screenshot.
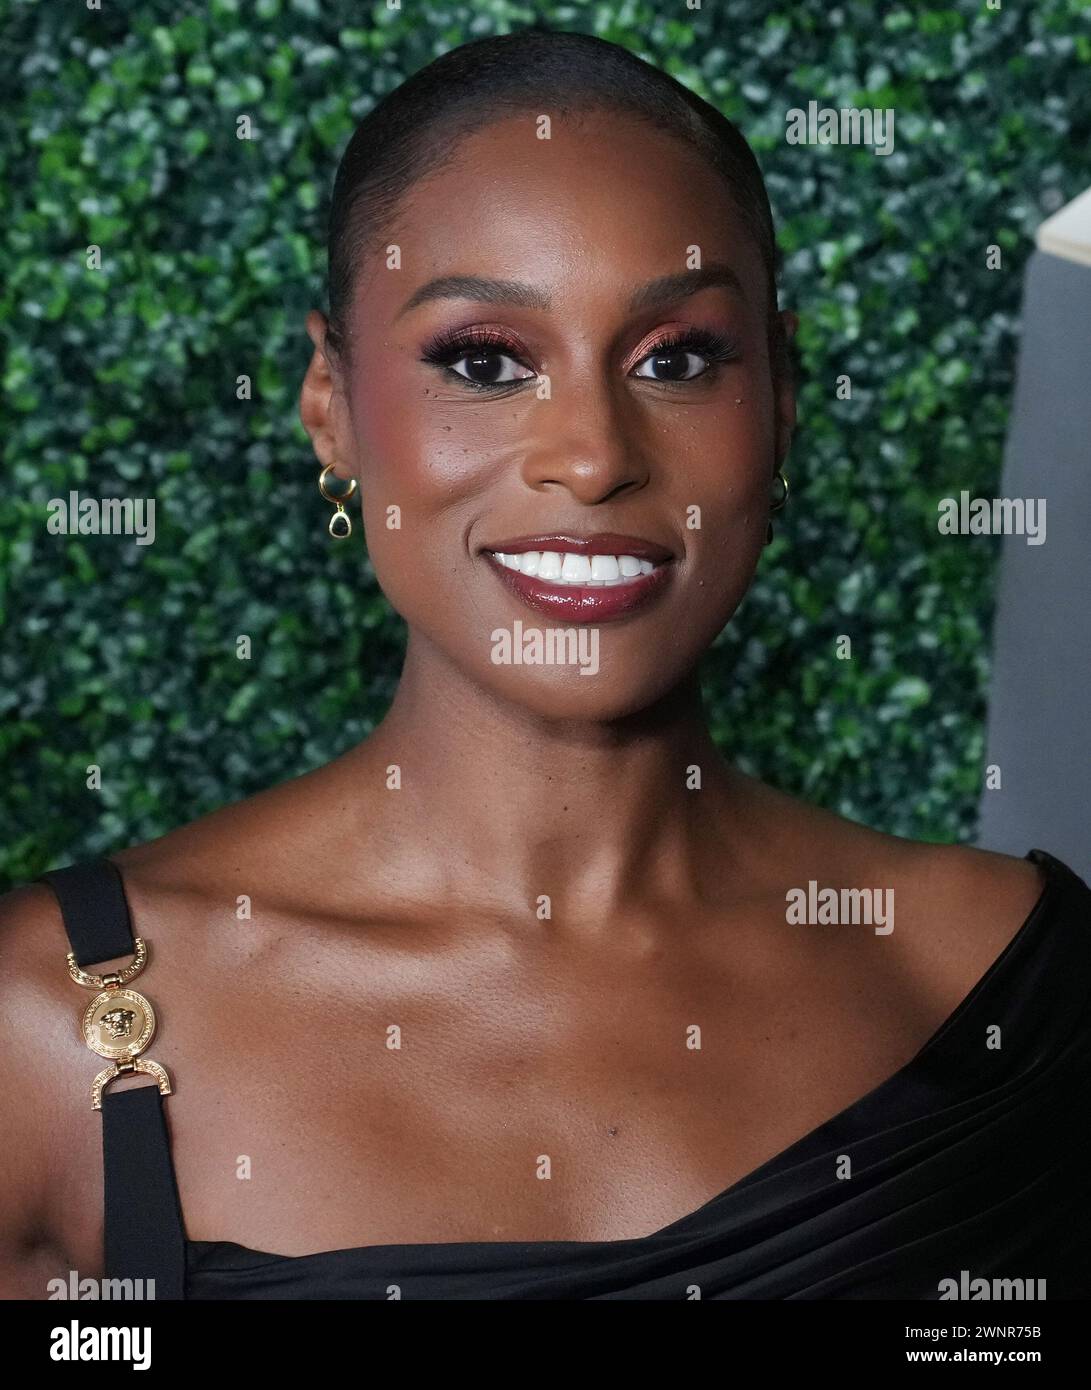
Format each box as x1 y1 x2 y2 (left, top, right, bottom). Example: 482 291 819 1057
82 988 156 1059
66 936 172 1108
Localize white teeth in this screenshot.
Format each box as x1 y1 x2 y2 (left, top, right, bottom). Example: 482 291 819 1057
489 549 664 586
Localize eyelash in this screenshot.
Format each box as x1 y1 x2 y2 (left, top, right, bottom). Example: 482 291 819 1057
418 325 741 392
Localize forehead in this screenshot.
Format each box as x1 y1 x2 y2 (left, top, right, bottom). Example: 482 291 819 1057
352 109 766 325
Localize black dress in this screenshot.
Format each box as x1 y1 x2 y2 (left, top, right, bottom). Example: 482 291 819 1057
37 847 1091 1299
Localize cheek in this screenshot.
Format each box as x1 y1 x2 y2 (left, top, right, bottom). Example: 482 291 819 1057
669 394 774 549
350 390 445 549
349 361 503 509
346 369 490 625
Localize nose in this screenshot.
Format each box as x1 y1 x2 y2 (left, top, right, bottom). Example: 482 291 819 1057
518 374 652 504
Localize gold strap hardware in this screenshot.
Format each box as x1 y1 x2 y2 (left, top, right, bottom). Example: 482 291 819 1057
91 1058 172 1112
66 937 148 990
66 938 171 1109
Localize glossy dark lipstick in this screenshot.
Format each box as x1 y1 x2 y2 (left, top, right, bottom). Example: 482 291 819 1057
479 533 674 622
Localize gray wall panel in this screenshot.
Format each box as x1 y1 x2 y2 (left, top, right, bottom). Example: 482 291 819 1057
976 249 1091 879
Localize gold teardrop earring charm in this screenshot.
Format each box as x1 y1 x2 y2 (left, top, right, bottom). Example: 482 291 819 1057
318 463 358 539
765 468 789 546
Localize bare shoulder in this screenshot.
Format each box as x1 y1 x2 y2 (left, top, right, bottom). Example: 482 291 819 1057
0 759 356 1294
892 837 1047 925
109 762 334 900
860 837 1049 1034
728 767 1049 1009
107 739 393 909
0 878 98 1294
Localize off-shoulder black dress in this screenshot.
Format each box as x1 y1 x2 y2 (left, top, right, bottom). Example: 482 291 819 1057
38 847 1091 1299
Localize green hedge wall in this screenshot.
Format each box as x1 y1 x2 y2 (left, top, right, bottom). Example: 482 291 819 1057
2 0 1088 886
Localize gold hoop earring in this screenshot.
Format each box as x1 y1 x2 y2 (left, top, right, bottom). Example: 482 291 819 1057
318 463 358 539
765 468 789 546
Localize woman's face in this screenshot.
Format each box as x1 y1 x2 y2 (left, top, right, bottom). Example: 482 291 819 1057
303 108 796 721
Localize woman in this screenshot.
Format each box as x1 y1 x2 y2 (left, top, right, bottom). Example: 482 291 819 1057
2 30 1088 1300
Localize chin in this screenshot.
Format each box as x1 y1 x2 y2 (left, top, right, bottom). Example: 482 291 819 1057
471 654 698 725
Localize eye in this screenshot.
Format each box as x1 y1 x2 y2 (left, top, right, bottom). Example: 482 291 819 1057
631 328 741 382
420 327 538 391
420 324 741 391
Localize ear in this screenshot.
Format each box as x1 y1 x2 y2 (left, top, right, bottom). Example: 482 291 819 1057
299 310 355 481
773 309 798 469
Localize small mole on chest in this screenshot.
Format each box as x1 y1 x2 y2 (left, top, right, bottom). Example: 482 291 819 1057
607 1126 619 1137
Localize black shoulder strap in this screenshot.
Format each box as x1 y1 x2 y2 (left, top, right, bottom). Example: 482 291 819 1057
39 859 136 968
37 859 187 1298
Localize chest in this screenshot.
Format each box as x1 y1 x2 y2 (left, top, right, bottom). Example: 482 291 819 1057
159 920 928 1254
59 908 931 1266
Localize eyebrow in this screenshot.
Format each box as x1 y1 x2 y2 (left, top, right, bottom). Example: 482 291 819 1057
395 262 745 319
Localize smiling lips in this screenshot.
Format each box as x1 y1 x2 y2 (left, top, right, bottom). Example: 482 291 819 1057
481 533 674 622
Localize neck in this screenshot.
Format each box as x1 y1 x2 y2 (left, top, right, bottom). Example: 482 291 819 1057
341 631 755 925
